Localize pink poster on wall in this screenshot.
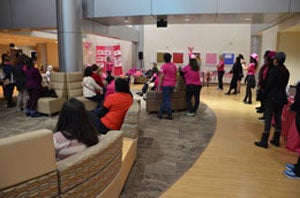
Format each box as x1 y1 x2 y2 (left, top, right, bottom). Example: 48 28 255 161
95 45 123 76
205 52 218 66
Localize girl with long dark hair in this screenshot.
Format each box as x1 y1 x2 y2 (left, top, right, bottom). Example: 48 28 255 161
182 56 202 116
53 98 99 160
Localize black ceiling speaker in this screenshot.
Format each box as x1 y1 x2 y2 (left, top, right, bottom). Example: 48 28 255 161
157 19 167 28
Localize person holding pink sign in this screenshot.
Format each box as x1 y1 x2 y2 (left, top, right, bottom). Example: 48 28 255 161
106 56 113 77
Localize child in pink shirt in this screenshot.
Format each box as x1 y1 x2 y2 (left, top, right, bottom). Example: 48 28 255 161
105 76 115 99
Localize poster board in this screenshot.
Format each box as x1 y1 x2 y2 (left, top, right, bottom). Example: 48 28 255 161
172 52 184 64
205 52 218 66
223 53 235 65
157 52 166 63
96 45 123 76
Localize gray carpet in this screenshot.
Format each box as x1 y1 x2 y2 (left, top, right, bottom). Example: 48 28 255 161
120 99 216 198
0 95 216 198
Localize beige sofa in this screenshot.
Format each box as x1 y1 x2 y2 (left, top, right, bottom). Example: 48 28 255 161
0 99 141 198
146 76 187 113
37 72 67 115
0 129 136 198
65 72 98 111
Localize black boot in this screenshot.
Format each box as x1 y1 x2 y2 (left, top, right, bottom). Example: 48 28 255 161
254 133 269 149
270 131 281 147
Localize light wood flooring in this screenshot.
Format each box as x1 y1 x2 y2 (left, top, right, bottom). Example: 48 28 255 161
161 85 300 198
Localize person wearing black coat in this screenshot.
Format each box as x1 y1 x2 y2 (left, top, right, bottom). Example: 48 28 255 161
225 56 242 95
254 52 290 149
283 81 300 179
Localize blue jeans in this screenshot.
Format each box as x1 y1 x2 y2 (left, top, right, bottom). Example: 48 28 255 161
158 86 174 116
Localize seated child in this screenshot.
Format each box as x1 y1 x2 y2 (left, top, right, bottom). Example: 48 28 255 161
53 98 100 160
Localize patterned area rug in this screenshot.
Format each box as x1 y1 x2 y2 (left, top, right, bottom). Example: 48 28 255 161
120 98 216 198
0 93 216 198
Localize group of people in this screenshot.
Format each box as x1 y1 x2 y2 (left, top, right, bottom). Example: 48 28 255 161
137 51 203 119
0 50 46 117
54 66 133 160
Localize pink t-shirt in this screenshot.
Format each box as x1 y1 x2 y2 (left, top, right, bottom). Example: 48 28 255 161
217 60 225 71
160 62 177 87
106 62 113 72
182 65 202 86
105 80 115 99
247 63 256 75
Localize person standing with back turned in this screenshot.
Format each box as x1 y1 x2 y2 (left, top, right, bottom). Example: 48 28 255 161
157 53 177 120
254 52 290 148
181 54 202 116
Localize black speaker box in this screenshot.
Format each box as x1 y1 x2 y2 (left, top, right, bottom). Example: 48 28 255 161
157 19 167 28
138 51 143 60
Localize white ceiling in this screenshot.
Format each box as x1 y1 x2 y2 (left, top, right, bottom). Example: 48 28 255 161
91 13 293 26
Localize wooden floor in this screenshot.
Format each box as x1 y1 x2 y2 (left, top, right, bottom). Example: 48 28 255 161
161 85 300 198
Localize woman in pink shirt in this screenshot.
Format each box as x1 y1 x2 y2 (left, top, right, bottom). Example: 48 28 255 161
243 53 258 104
216 54 225 90
106 56 113 77
157 53 177 120
182 56 202 116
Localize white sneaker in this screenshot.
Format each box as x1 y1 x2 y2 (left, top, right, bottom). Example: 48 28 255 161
186 112 195 116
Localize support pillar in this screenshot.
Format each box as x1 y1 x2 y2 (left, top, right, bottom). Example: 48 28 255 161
56 0 83 72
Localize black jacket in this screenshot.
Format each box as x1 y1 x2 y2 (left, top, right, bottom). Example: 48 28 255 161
290 82 300 135
263 64 290 105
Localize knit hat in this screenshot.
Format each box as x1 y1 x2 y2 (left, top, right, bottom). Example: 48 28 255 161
250 53 258 61
267 51 276 59
274 52 286 64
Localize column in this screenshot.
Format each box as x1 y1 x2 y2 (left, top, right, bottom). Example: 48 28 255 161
56 0 83 72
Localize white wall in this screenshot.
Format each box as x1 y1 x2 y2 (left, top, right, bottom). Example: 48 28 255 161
261 14 300 85
261 25 279 58
84 34 133 73
277 32 300 85
143 24 251 71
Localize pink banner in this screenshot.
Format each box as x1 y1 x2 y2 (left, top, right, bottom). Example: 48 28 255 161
96 45 123 76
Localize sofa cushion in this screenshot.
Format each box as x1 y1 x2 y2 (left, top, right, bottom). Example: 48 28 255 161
0 129 57 190
146 91 187 112
51 72 66 83
37 97 65 115
75 96 98 111
66 72 83 83
57 130 123 196
68 89 83 98
67 82 82 90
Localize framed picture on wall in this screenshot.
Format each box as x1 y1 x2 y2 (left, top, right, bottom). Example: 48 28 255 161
157 52 167 63
205 52 218 66
172 52 184 64
223 53 235 65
